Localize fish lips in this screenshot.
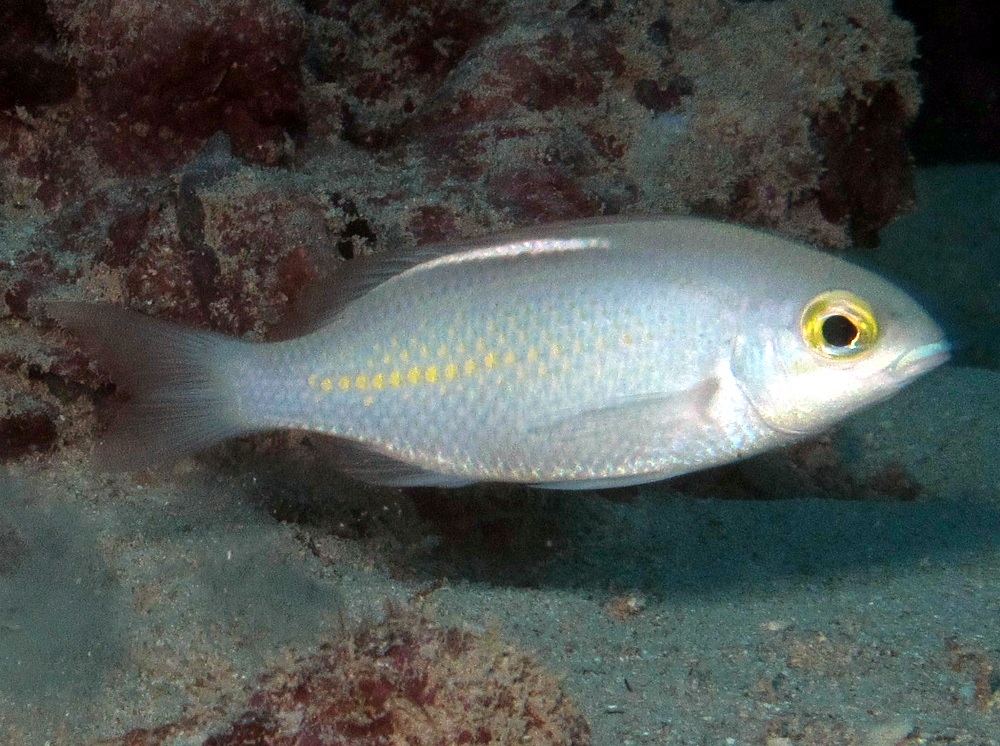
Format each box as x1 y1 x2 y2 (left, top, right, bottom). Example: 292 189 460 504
887 339 951 382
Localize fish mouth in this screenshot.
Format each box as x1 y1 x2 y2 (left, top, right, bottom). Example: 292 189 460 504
889 339 951 380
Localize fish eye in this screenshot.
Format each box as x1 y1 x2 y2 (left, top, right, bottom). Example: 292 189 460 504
821 314 858 348
801 291 879 359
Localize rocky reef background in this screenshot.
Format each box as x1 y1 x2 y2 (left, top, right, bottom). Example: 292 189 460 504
2 1 1000 744
0 0 925 462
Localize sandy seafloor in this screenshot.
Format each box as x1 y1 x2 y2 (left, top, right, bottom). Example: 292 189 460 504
2 165 999 744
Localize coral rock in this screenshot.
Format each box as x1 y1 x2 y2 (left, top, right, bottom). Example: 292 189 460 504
115 612 591 746
49 0 307 170
210 613 590 745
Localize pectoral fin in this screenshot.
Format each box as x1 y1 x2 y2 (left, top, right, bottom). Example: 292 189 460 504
524 378 722 489
526 378 720 442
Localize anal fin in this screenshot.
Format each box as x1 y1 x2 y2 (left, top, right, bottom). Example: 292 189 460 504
316 436 474 488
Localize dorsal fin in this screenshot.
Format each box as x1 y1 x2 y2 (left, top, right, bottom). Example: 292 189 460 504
276 220 617 338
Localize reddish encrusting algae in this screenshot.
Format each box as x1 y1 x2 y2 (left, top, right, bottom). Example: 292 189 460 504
114 610 591 746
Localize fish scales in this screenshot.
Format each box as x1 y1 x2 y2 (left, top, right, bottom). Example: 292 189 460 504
50 216 949 489
240 238 751 483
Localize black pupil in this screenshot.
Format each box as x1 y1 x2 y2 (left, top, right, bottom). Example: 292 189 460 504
822 315 859 348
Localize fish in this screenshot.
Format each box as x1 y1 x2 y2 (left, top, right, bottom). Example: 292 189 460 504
50 216 950 490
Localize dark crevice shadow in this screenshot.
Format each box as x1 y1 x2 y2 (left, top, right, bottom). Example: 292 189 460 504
205 438 1000 596
541 489 1000 598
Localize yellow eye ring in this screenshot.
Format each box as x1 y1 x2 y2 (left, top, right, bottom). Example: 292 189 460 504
800 291 879 359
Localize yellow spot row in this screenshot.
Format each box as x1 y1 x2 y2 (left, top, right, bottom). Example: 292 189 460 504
309 345 526 394
306 330 625 398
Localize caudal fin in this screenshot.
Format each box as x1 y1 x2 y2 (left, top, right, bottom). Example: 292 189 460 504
48 302 253 470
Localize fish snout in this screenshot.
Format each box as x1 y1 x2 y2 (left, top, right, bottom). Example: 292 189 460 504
889 339 951 381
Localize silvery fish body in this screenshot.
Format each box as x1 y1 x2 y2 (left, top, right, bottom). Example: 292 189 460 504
52 216 949 489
